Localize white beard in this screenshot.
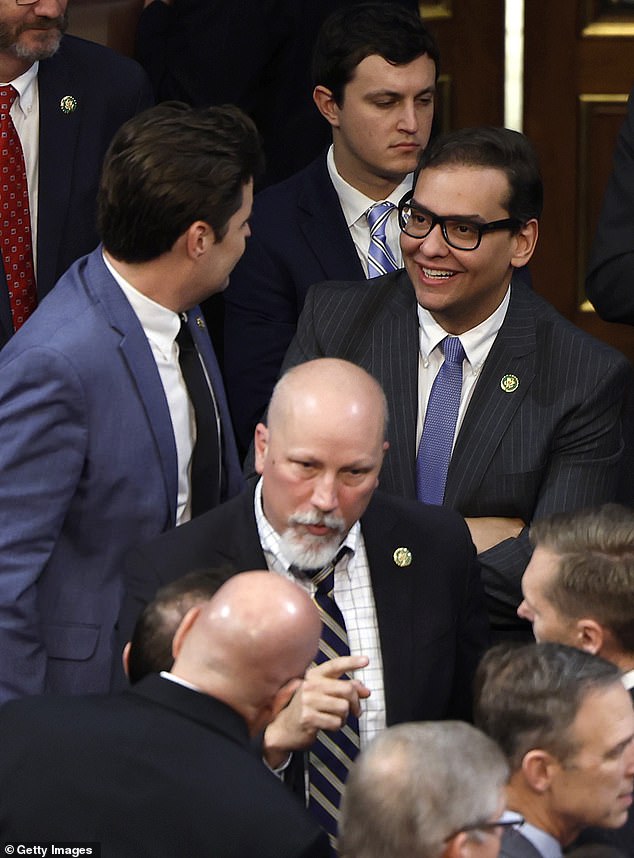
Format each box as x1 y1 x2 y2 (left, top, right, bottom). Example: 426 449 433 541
280 510 346 571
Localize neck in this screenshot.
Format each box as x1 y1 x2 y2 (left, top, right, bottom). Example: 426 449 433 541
506 781 576 847
0 52 33 83
332 142 403 201
104 249 186 313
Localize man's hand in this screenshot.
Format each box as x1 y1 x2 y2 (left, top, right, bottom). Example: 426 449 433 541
263 655 370 769
465 516 526 554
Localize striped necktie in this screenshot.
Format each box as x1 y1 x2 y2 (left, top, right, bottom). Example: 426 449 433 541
366 201 397 277
416 336 466 505
306 546 359 853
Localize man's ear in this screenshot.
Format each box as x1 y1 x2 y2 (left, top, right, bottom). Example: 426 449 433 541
185 220 215 259
313 85 340 127
522 748 557 793
511 219 538 268
122 641 131 678
254 422 269 475
443 831 479 858
171 604 203 660
575 618 605 656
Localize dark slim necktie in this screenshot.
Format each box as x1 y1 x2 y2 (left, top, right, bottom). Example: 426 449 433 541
0 86 37 331
366 201 397 277
305 546 359 853
416 336 466 505
176 317 221 516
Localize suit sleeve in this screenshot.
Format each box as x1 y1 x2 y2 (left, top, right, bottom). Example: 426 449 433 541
480 354 633 627
586 86 634 324
0 347 87 701
224 231 303 458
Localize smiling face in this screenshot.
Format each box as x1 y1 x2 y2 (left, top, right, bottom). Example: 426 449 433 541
0 0 67 75
254 362 388 569
316 52 436 199
401 164 537 334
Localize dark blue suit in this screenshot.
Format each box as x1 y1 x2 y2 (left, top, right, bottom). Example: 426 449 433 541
0 35 154 347
223 154 366 455
0 248 243 702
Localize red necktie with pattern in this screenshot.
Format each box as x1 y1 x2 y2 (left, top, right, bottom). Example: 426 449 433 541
0 85 37 331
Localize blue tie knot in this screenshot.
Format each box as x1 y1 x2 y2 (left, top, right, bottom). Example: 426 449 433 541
367 201 395 236
442 336 465 366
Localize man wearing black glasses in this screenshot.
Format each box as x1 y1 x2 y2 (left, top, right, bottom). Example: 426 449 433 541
282 126 632 637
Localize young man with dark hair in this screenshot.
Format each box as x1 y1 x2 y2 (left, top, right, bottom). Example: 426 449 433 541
224 1 439 456
282 125 632 636
0 101 261 703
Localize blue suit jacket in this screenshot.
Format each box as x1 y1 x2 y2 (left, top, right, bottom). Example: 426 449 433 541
223 154 366 455
282 271 633 628
0 248 243 702
0 35 154 347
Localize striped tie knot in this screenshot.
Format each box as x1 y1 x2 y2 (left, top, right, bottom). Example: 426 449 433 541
366 200 397 277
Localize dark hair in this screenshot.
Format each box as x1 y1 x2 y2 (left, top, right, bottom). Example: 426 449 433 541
98 102 263 263
127 567 234 684
312 2 439 106
416 126 543 222
530 504 634 655
474 642 621 771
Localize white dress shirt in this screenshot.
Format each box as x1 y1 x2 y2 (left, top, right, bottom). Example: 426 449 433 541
416 286 511 450
326 144 411 276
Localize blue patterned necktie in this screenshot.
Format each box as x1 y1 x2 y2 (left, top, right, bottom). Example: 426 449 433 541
416 336 466 505
305 546 358 853
366 201 397 277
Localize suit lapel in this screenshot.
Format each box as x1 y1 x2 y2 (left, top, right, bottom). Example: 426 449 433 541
360 495 416 725
85 250 178 524
36 43 82 298
445 282 537 506
186 308 245 500
297 158 365 281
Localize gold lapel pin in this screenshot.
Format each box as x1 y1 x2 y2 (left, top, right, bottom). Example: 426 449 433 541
393 547 412 568
59 95 77 115
500 373 519 393
195 316 206 329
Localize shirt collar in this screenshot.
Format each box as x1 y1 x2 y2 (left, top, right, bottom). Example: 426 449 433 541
254 477 359 576
1 62 38 118
326 144 412 228
417 284 511 368
621 668 634 691
102 251 181 359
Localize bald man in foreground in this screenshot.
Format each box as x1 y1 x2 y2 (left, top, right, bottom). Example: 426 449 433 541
123 357 489 850
0 573 329 858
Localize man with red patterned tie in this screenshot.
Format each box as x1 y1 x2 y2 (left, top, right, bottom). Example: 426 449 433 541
0 0 152 345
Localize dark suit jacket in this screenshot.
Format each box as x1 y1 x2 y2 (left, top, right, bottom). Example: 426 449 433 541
500 828 546 858
586 85 634 324
0 675 329 857
122 485 490 724
281 271 633 627
0 248 243 702
224 154 367 454
0 35 154 347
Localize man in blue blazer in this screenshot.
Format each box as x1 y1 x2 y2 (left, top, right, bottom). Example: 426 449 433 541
223 3 439 456
0 0 154 347
0 102 260 702
282 127 633 634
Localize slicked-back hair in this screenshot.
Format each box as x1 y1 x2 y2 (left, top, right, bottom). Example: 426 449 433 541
339 722 508 858
530 504 634 655
98 102 263 263
415 126 543 223
312 1 439 106
127 567 234 684
474 643 621 772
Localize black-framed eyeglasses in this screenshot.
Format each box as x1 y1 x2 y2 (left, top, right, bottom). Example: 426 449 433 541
444 811 525 842
398 193 522 251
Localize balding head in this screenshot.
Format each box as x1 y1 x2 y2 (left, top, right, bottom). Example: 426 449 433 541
255 359 389 569
171 571 321 734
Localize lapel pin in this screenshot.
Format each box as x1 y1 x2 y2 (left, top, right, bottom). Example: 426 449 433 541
500 373 519 393
59 95 77 115
195 315 206 329
393 547 412 568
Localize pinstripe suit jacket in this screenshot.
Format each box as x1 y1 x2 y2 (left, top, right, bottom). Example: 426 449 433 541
282 270 632 627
